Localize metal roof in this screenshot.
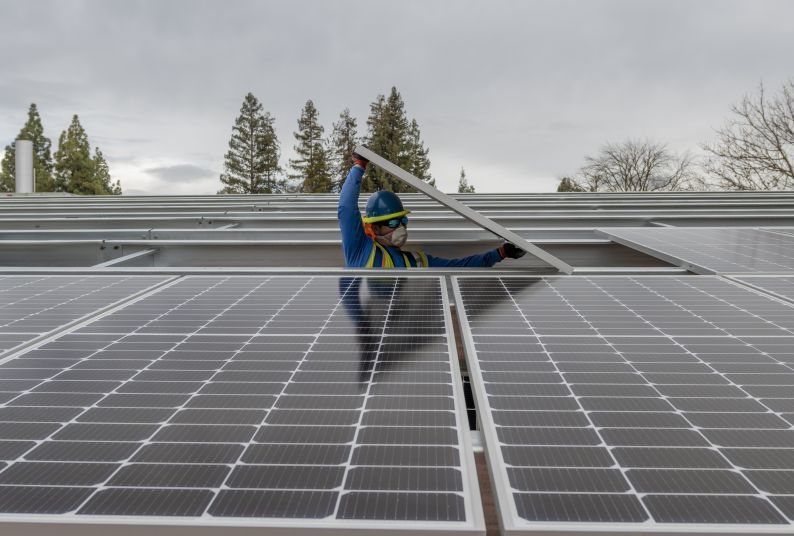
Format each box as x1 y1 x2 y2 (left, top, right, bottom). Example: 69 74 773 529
2 191 794 273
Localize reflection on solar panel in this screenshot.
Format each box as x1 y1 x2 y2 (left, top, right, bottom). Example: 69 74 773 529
0 276 170 357
454 275 794 533
597 227 794 273
0 276 482 533
733 275 794 303
764 228 794 238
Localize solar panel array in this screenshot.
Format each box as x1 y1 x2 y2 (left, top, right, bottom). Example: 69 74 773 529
0 276 169 356
734 275 794 303
455 275 794 533
0 276 482 533
597 227 794 273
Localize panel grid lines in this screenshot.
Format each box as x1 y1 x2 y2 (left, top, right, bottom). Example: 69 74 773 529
0 275 480 532
0 276 244 495
455 275 794 532
67 277 278 514
331 274 396 517
600 227 794 274
0 275 169 356
496 277 655 520
585 277 791 521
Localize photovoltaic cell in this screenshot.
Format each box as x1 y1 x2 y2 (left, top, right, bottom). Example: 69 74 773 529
0 275 169 356
0 276 482 533
597 227 794 273
454 275 794 534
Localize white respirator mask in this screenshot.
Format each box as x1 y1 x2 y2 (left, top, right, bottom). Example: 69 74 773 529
376 225 408 248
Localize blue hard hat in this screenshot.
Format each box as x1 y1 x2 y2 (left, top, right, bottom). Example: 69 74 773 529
363 191 410 223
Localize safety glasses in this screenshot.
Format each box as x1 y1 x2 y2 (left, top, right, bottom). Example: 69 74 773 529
384 216 409 229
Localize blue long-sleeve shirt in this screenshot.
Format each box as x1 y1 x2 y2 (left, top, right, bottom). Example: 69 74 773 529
338 165 504 268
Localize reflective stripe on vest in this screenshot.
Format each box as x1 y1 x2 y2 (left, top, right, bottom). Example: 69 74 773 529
365 243 427 269
366 242 394 268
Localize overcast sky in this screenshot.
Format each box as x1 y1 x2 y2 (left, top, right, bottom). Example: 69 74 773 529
2 0 793 194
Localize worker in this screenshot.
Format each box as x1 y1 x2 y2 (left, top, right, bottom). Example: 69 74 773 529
339 150 527 267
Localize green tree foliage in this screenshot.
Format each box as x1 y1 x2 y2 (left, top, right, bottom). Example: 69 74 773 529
93 148 122 195
363 87 433 192
556 177 585 192
329 108 358 192
219 92 283 194
289 100 333 193
0 103 55 192
53 115 121 195
406 119 434 187
457 167 475 193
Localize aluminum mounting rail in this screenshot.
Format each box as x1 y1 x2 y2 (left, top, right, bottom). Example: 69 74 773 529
354 145 575 274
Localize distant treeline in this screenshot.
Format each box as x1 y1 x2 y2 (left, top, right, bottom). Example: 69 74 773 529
7 80 787 196
0 105 120 195
219 87 439 194
557 80 794 192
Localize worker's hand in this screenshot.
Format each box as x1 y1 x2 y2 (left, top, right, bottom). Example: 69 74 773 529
499 242 526 259
352 150 369 170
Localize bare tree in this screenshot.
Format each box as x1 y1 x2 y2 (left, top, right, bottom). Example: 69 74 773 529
574 140 695 192
702 81 794 190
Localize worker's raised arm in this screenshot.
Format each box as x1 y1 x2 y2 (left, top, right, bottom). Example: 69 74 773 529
337 153 370 266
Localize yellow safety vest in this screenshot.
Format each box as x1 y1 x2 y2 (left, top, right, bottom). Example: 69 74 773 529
365 242 428 268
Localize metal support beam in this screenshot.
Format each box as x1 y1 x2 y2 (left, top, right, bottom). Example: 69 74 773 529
354 145 575 274
92 248 158 267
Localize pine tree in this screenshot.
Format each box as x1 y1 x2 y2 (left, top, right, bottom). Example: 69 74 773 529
93 148 122 195
329 108 358 192
53 115 120 195
219 93 282 194
406 119 434 187
363 87 433 192
458 167 475 193
54 115 96 194
363 88 409 192
289 100 333 193
0 103 55 192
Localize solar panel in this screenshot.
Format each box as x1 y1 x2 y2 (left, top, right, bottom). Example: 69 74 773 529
0 275 483 533
733 275 794 303
596 227 794 273
0 276 171 357
454 275 794 533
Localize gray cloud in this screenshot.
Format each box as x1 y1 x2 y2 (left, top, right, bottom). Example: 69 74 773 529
1 0 793 193
145 163 217 183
